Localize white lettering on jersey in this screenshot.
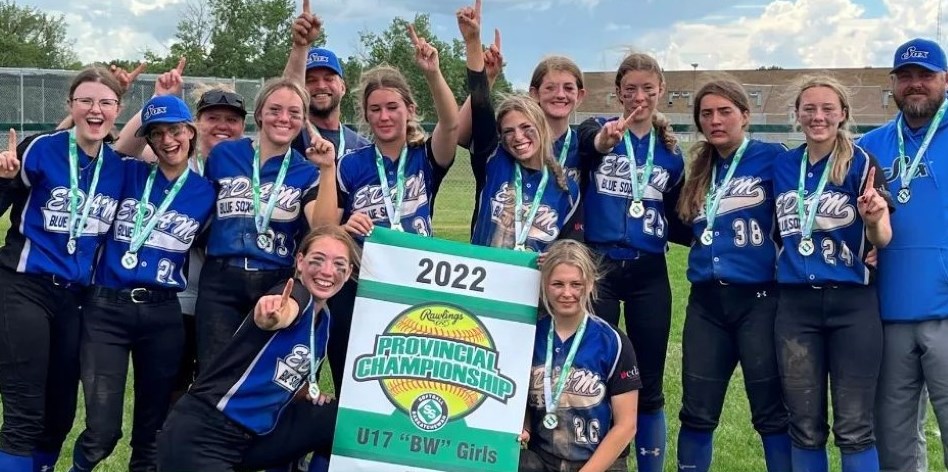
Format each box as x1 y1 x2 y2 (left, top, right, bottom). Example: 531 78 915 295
351 170 429 222
215 176 303 221
593 154 670 199
488 183 559 247
775 190 857 236
113 198 202 252
694 176 767 222
42 186 118 235
528 365 606 409
272 343 312 392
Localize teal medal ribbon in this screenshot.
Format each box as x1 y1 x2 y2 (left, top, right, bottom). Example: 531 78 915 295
542 313 588 429
310 125 347 160
895 99 947 204
66 128 105 255
373 145 408 232
513 163 549 252
252 147 293 251
700 138 749 246
622 128 655 218
308 308 329 399
121 165 191 270
797 148 833 256
557 129 573 166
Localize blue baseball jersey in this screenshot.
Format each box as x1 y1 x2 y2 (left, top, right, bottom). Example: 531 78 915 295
0 130 124 285
188 280 329 434
577 117 684 257
527 315 640 463
687 140 785 284
859 113 948 321
773 143 887 285
337 139 451 238
205 138 319 267
93 160 215 290
291 124 371 160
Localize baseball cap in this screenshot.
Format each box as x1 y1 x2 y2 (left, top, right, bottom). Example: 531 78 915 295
892 38 948 73
196 89 247 117
135 95 194 137
306 47 344 77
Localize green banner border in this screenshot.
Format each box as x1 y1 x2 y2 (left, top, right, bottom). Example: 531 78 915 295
368 227 539 268
358 280 537 325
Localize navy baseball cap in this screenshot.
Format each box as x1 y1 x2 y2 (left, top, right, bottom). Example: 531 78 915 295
135 95 194 137
306 47 344 77
892 38 948 73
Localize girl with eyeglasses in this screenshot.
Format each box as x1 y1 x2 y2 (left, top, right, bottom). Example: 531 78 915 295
772 75 891 472
0 67 127 471
66 95 216 472
575 52 684 472
457 0 579 253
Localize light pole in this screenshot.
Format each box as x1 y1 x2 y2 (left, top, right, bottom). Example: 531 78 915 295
691 62 699 93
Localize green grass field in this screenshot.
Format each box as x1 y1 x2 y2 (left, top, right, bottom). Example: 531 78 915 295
3 149 945 471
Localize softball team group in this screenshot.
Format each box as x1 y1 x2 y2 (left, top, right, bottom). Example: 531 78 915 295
0 1 944 471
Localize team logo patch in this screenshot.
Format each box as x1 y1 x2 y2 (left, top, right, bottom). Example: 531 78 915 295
273 344 311 392
353 303 516 432
142 104 167 120
901 46 930 61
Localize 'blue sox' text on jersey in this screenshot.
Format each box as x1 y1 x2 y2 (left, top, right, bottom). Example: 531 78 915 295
0 130 124 285
773 144 877 285
688 140 784 284
580 118 684 256
859 113 948 321
94 160 215 290
205 138 319 267
337 140 450 238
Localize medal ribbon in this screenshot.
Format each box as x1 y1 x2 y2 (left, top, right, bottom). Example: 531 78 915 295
308 306 330 396
621 127 656 205
67 128 105 244
797 148 833 241
897 99 947 192
513 164 550 250
310 126 347 160
252 147 293 236
704 138 749 231
127 165 190 255
373 145 409 229
556 129 573 166
543 313 588 417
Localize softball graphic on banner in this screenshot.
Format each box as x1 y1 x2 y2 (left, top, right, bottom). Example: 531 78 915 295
330 228 539 472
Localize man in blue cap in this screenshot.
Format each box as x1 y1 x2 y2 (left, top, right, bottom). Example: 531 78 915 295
859 37 948 472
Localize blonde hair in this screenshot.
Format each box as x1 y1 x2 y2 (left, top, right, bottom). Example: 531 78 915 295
678 77 751 222
252 78 310 128
793 74 854 186
530 56 585 91
495 94 569 191
358 65 427 147
540 240 601 317
614 52 678 153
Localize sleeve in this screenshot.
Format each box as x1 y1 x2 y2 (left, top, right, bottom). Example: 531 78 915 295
468 68 500 184
425 138 452 194
576 117 605 155
336 157 350 210
300 168 320 207
557 183 584 242
607 332 642 396
860 151 895 213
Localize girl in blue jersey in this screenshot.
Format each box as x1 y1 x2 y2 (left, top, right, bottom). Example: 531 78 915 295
67 95 216 472
519 239 641 472
157 225 355 472
457 0 579 252
575 52 683 472
673 78 791 472
196 76 339 372
773 75 892 472
0 68 127 471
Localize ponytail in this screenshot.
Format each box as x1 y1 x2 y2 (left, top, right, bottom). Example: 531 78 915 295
829 128 854 186
407 119 427 147
652 111 678 153
542 153 569 192
677 141 715 222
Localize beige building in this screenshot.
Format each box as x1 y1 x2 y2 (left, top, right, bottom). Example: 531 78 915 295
575 67 899 132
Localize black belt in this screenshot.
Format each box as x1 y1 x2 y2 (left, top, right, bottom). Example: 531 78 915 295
209 257 289 272
91 285 178 304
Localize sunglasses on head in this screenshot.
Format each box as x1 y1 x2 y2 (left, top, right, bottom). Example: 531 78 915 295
198 90 245 110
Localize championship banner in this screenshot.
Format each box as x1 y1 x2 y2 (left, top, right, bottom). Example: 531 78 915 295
330 228 539 472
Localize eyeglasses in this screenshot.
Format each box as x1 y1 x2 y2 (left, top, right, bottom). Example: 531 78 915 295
71 97 120 111
147 123 187 142
197 90 246 112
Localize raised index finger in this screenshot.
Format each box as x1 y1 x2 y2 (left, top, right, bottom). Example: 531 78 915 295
474 0 482 17
7 128 16 156
174 56 187 75
494 28 501 50
407 23 420 45
864 167 876 196
280 278 295 305
129 61 148 82
302 0 311 14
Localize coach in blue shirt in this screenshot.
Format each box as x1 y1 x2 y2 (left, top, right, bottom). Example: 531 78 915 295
858 38 948 472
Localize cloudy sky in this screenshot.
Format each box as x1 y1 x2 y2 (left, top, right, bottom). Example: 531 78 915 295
27 0 945 88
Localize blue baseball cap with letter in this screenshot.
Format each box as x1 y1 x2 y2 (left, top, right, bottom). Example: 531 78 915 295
135 95 195 137
892 38 948 73
306 47 344 78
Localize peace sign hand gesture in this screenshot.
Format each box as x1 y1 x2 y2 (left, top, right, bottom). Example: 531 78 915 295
595 107 641 153
858 167 888 225
456 0 481 43
154 57 186 97
0 129 20 179
407 24 440 74
253 278 299 330
306 127 336 170
484 29 504 85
